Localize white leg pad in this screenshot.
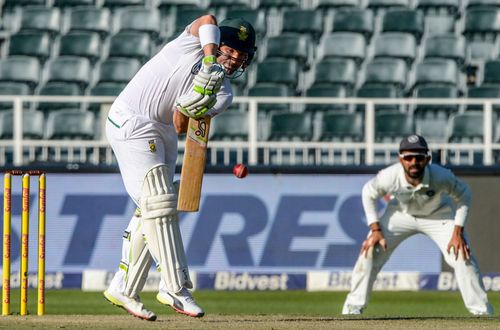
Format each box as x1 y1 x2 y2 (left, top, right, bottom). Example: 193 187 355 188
123 211 154 297
140 164 193 293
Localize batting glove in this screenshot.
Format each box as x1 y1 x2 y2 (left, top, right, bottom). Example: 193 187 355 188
193 55 225 95
176 91 217 119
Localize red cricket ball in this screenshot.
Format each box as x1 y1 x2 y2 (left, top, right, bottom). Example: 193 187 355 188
233 163 248 179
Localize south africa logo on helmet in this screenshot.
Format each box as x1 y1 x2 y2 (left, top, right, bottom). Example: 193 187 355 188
219 17 257 64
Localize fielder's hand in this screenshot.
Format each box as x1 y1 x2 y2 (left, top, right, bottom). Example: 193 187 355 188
361 229 387 258
447 225 470 260
176 91 216 119
193 55 225 95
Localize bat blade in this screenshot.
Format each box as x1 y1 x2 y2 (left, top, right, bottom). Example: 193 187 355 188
177 116 211 212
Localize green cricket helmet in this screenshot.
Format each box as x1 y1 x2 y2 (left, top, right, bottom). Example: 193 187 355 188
219 17 257 67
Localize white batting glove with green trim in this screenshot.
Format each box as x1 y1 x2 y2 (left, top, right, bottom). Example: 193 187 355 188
193 55 225 95
176 91 217 119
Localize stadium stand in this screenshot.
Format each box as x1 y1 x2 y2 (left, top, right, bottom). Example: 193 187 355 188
53 0 96 7
267 112 313 141
97 58 141 84
313 58 357 92
373 32 417 66
19 6 61 36
381 9 425 42
46 56 92 92
331 8 374 41
0 82 30 110
305 84 352 112
210 110 249 141
265 34 311 70
118 8 161 41
363 58 408 91
281 9 324 42
37 82 82 113
319 112 363 142
247 83 294 113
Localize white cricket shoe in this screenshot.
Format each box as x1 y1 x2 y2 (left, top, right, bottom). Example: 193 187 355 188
156 287 204 317
342 304 363 315
104 289 157 321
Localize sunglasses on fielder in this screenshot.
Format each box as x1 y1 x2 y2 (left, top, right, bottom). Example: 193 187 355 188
399 153 428 162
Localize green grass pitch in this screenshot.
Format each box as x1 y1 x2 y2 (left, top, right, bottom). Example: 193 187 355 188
5 289 500 316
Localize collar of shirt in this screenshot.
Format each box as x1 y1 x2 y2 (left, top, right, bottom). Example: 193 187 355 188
398 164 430 191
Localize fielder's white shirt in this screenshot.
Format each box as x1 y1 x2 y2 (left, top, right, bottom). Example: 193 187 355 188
114 24 233 125
362 163 471 227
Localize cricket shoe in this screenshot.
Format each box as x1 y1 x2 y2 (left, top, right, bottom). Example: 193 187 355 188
104 289 157 321
156 287 204 317
342 304 363 315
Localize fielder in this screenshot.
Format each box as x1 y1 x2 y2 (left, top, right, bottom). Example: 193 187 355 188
103 15 257 320
342 135 494 316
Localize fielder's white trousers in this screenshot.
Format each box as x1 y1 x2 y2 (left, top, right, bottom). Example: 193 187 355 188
343 207 493 315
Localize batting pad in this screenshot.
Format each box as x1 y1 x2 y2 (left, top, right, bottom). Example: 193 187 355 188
140 164 193 293
123 217 153 298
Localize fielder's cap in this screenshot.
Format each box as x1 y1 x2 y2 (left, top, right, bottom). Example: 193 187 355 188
399 134 429 153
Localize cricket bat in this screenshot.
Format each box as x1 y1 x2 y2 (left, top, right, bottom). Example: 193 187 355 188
177 116 211 212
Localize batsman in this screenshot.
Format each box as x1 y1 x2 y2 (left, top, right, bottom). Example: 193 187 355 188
104 15 257 320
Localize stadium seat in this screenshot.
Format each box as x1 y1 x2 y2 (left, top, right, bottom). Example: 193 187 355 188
313 58 357 91
226 9 267 38
413 59 458 89
118 8 160 40
363 58 408 91
464 8 500 40
247 83 294 113
103 0 145 7
8 32 51 63
423 34 465 65
69 7 111 38
267 112 313 141
256 58 299 89
319 112 363 141
0 110 45 139
158 0 200 13
19 7 61 36
4 0 46 7
54 0 96 7
109 32 151 63
98 58 142 84
37 82 82 113
265 34 311 69
373 32 417 66
467 40 498 61
483 60 500 85
46 56 91 91
88 82 126 112
207 0 249 10
305 84 352 113
210 111 248 140
447 111 486 164
367 0 410 13
315 0 361 11
319 32 366 66
59 31 101 63
0 56 40 91
416 0 460 16
375 111 415 141
381 9 424 42
448 111 484 142
172 8 206 37
424 15 456 36
413 84 460 118
467 86 500 111
281 9 324 42
45 110 95 139
466 0 500 9
356 85 403 112
332 9 374 41
0 82 31 110
259 0 300 10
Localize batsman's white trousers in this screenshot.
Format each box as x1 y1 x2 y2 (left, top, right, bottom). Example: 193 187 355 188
344 207 492 315
106 103 178 203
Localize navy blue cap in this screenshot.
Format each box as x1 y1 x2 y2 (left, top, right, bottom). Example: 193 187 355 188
399 135 429 153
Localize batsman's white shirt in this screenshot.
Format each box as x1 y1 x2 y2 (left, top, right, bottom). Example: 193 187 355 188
343 162 493 315
106 25 233 204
